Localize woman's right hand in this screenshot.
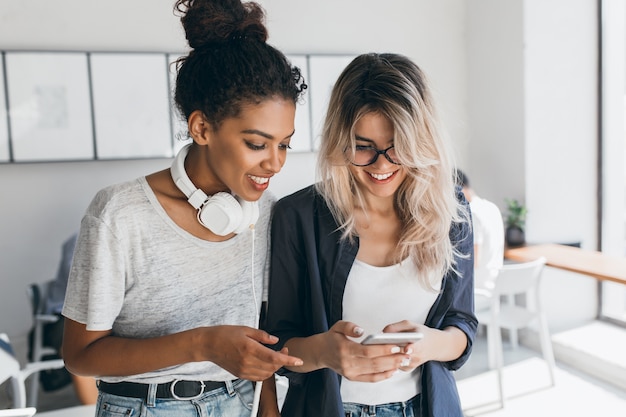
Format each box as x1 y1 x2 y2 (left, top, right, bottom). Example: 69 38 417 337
63 319 301 380
201 325 303 381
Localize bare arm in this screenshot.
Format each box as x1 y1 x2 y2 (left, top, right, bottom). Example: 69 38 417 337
258 376 279 417
62 318 303 381
383 321 468 371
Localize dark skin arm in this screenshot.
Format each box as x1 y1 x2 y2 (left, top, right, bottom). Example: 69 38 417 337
258 375 280 417
62 318 302 381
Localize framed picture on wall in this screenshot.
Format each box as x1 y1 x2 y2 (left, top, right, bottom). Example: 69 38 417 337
286 54 312 152
5 52 94 162
308 55 356 150
0 53 9 162
90 52 173 159
167 53 191 156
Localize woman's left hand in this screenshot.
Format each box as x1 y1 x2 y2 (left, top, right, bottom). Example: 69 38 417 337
382 320 468 372
382 321 427 372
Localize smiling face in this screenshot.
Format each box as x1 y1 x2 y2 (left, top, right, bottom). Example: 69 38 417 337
349 112 406 203
191 98 296 202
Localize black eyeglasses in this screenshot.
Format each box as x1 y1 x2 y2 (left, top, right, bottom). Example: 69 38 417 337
345 145 400 167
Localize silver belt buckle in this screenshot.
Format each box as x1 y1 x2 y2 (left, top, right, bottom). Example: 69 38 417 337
170 379 206 400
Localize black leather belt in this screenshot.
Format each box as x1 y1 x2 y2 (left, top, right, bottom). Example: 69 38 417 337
98 379 228 400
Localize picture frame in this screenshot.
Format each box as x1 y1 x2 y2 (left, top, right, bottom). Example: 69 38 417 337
308 55 356 150
0 50 354 163
4 52 94 162
0 53 9 162
90 52 173 159
167 53 192 156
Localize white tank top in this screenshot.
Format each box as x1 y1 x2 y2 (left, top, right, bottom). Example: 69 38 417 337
340 258 441 405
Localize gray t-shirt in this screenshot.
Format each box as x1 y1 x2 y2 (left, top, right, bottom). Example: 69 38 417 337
62 177 274 383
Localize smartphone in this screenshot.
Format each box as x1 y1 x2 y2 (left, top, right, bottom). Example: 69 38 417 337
361 332 424 346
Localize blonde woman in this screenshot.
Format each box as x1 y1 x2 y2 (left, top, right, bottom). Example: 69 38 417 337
265 53 477 417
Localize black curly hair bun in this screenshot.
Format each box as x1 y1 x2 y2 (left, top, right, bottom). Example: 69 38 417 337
175 0 268 51
172 0 306 126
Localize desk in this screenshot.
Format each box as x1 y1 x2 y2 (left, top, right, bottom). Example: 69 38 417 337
504 243 626 285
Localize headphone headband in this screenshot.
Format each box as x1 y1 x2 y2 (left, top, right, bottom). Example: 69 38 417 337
171 144 208 209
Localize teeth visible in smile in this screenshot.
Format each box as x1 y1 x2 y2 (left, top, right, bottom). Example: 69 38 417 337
369 172 394 180
249 175 269 184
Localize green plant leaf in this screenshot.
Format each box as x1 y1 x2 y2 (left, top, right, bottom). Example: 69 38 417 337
504 198 527 230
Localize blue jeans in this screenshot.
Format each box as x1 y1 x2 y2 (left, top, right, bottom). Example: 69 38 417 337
95 379 254 417
343 394 422 417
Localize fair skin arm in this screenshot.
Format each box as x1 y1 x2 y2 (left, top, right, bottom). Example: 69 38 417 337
62 318 302 381
383 321 468 372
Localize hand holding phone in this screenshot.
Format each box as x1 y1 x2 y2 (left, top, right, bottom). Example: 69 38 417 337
361 332 423 346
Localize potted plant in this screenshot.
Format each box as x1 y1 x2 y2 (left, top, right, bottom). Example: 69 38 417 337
504 198 527 247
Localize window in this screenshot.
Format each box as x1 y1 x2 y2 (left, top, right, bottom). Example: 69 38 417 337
599 0 626 326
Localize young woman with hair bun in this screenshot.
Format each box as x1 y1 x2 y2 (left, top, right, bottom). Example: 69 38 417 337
61 1 307 416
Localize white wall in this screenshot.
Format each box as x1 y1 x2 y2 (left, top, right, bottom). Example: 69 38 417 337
601 0 626 256
524 0 598 249
0 0 184 52
467 0 598 251
466 0 526 208
0 0 468 339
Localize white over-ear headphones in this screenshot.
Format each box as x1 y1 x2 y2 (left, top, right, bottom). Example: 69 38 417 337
170 143 259 236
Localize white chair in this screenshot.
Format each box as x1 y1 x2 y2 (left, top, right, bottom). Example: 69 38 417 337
26 281 63 407
0 333 64 411
35 404 96 417
475 257 556 407
0 408 36 417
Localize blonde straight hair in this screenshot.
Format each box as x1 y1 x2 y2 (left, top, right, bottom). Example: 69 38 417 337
316 53 468 289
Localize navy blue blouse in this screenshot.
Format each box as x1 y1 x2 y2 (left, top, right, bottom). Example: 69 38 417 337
264 185 477 417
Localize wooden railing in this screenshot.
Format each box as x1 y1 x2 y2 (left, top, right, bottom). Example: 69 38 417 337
504 243 626 285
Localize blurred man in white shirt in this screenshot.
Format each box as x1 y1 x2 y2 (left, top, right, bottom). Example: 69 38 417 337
456 170 505 291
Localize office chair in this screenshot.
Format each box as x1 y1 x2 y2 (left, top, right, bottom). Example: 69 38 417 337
26 282 63 407
474 257 556 407
0 333 64 412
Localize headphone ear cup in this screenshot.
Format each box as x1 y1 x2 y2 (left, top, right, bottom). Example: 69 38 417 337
171 145 259 235
232 198 260 234
197 192 244 236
